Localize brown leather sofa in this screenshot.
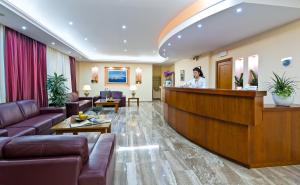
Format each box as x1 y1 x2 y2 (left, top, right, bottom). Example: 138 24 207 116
0 100 66 137
0 134 115 185
65 93 99 117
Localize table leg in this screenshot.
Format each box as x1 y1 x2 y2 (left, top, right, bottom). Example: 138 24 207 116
128 100 130 107
115 104 119 113
137 99 139 107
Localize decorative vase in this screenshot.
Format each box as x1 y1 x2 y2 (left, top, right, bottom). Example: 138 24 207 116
272 94 294 106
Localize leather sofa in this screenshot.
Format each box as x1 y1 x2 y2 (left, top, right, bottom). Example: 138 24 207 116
99 91 126 107
0 100 66 137
0 134 116 185
65 92 97 117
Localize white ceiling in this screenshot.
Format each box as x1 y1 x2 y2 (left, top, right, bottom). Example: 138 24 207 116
159 1 300 60
0 0 196 63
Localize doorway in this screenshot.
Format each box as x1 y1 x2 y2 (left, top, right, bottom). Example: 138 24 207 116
216 58 233 89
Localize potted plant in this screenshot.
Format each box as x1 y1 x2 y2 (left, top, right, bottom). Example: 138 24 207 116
268 72 297 106
47 73 69 107
234 73 243 90
249 70 258 86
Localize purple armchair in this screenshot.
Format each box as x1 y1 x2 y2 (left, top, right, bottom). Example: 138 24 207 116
65 92 97 117
99 91 126 107
0 134 116 185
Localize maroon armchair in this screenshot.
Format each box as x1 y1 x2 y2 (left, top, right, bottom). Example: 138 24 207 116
0 100 66 137
0 134 115 185
65 92 97 117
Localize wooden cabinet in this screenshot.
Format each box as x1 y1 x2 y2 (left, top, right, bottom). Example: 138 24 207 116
163 87 300 168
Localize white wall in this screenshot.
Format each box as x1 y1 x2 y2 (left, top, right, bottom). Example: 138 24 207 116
174 55 210 87
174 19 300 104
77 62 153 101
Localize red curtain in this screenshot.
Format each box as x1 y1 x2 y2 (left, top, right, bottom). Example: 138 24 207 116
5 27 48 107
69 56 77 93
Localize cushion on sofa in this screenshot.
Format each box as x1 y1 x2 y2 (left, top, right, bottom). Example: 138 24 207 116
17 100 40 119
111 91 123 99
0 137 12 158
0 102 25 128
6 127 35 137
3 135 89 164
8 115 52 135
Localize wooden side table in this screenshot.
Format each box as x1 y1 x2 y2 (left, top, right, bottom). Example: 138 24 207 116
128 97 139 107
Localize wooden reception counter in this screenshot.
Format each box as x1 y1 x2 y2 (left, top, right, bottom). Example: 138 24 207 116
162 87 300 168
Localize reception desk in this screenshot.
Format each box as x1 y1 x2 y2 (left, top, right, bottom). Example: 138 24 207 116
163 87 300 168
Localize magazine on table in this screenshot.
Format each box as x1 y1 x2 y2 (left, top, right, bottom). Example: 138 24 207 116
70 118 111 128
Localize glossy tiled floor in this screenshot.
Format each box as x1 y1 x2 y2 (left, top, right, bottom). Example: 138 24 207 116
90 101 300 185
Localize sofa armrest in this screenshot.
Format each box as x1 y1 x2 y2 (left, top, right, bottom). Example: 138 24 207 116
3 135 89 163
65 102 80 117
78 97 93 101
40 107 66 114
0 129 8 137
93 96 100 102
79 134 115 185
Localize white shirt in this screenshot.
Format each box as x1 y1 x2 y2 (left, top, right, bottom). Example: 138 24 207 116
185 77 207 88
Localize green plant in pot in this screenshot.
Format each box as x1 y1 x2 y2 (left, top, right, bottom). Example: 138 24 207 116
249 70 258 86
234 73 243 89
268 72 296 106
47 73 69 107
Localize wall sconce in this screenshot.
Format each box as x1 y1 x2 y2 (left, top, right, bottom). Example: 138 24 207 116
135 67 142 84
91 66 99 83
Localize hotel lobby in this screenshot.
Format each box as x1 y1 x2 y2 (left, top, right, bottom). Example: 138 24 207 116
0 0 300 185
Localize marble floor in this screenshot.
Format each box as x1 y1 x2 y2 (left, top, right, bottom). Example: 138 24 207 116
88 101 300 185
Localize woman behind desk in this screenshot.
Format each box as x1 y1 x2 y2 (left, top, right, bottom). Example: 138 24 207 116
183 66 207 88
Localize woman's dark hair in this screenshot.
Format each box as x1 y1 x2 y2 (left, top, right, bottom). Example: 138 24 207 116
193 66 205 78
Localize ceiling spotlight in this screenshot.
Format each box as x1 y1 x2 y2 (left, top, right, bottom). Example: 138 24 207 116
168 43 171 46
197 24 203 28
236 8 243 13
21 26 27 30
84 38 88 41
163 48 166 52
122 25 127 29
177 35 182 39
68 21 73 25
51 42 55 45
123 39 127 43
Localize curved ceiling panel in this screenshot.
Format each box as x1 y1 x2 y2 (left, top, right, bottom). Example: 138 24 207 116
158 0 300 60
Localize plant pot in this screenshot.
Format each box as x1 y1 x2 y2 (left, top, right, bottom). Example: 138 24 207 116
236 86 243 90
272 94 294 106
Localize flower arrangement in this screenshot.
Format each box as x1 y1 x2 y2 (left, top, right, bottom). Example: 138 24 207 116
163 71 174 78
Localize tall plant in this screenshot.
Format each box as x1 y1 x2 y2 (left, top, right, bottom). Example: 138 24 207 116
268 72 296 97
47 73 69 107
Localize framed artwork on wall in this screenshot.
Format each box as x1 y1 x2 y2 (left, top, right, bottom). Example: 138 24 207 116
180 70 185 81
105 67 130 86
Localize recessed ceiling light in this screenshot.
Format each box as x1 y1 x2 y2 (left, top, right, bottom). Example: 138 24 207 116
122 25 127 29
84 38 88 41
69 21 73 25
177 35 182 39
51 42 55 45
163 48 166 52
123 39 127 43
236 8 242 13
21 26 27 30
197 24 203 28
168 43 171 46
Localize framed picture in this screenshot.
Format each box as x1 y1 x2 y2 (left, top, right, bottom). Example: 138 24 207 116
105 67 130 86
180 70 185 81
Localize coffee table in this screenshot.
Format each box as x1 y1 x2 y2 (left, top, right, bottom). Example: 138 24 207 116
51 116 111 135
95 99 120 113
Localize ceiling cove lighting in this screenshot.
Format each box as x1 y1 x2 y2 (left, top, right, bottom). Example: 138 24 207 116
122 25 127 29
21 26 27 30
236 8 243 13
